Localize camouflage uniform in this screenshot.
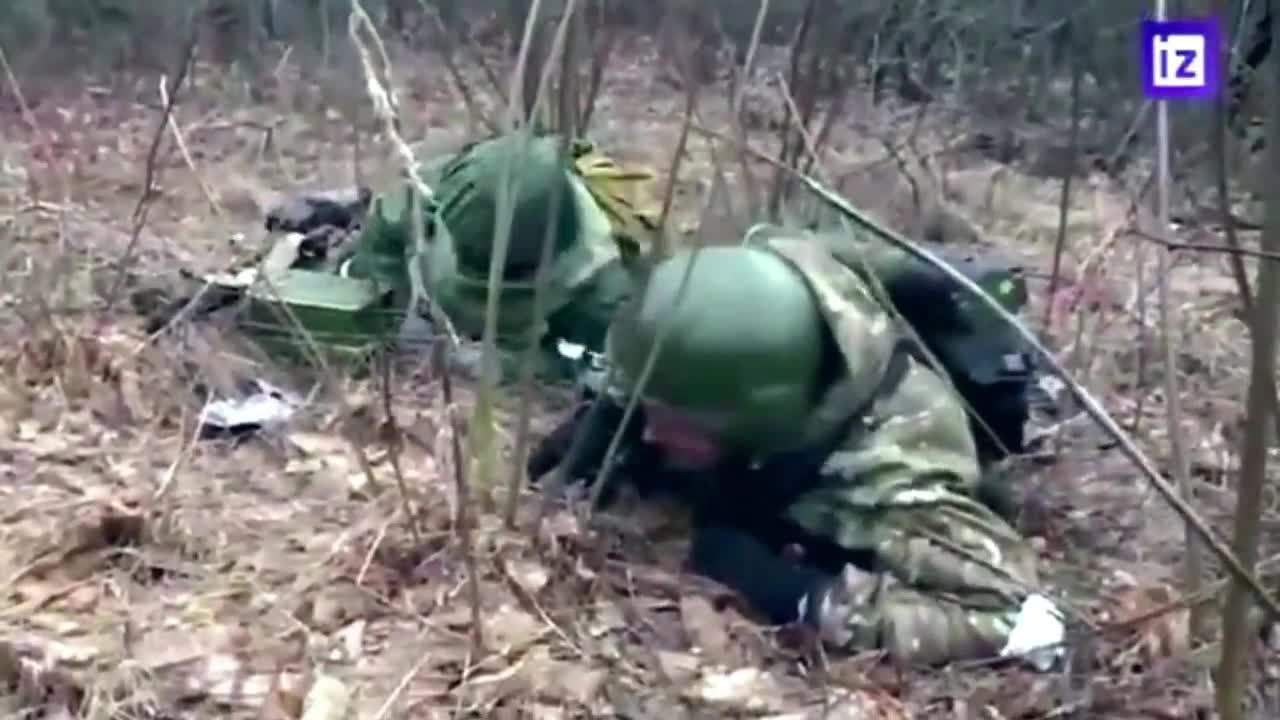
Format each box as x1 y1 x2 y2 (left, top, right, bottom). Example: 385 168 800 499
537 224 1045 666
756 230 1039 664
350 132 661 378
238 132 659 378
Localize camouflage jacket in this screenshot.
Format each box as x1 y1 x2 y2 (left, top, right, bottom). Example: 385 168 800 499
761 231 1037 590
410 139 661 356
581 228 1043 665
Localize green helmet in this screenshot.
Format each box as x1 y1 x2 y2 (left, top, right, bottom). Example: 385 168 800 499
606 246 828 455
434 133 581 277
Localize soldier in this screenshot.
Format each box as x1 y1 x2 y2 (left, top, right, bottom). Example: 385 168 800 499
528 223 1060 666
261 131 662 376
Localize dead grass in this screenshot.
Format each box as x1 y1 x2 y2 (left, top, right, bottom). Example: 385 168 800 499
1 34 1279 719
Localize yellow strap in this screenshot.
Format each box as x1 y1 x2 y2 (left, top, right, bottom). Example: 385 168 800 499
570 141 661 259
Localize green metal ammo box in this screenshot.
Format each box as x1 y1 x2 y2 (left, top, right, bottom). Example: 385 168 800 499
239 269 406 368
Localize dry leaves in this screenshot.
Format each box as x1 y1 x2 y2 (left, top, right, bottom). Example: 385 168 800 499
463 645 608 711
1098 580 1192 672
687 666 788 714
679 594 733 662
299 674 352 720
656 650 700 684
180 653 276 708
0 636 86 713
258 669 310 720
286 432 370 498
1 30 1262 720
303 581 376 633
504 557 551 594
5 328 177 429
484 604 548 652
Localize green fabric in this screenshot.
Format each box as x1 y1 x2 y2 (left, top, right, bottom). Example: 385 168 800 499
448 258 637 384
546 257 635 354
434 133 581 276
763 229 1039 665
341 132 657 381
604 245 828 455
343 185 414 297
422 162 631 353
601 224 1041 665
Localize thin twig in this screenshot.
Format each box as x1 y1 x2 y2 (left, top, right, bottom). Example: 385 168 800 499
1044 47 1081 332
468 0 554 509
100 28 200 318
1217 6 1280 713
776 76 1014 461
152 392 210 502
577 4 617 131
768 0 819 217
584 183 732 515
462 20 507 100
0 41 70 334
503 131 577 527
1104 100 1152 176
1211 19 1280 476
726 0 767 218
158 76 222 216
1127 228 1280 261
0 42 69 202
424 1 500 134
369 633 436 720
658 80 698 244
347 3 460 348
1098 552 1280 636
348 0 479 651
434 340 484 651
380 348 423 545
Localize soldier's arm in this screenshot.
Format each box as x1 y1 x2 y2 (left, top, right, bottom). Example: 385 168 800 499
689 523 830 626
780 358 1051 666
526 397 622 484
685 464 865 628
526 391 653 502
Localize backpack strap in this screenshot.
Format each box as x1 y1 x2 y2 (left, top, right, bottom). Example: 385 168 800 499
753 338 914 501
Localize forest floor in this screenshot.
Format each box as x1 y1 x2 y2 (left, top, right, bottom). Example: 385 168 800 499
1 35 1278 719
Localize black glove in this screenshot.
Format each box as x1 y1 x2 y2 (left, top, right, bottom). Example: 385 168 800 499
264 186 373 234
526 402 592 482
526 394 641 485
690 524 830 626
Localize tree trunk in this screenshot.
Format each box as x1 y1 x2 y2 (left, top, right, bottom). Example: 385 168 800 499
1215 4 1280 717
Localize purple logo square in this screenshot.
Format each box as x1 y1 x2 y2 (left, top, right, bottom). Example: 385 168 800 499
1141 17 1222 100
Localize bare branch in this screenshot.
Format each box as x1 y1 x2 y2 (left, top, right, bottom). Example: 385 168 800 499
434 340 484 652
100 27 199 318
380 349 423 545
1044 47 1081 332
1128 228 1280 262
1217 7 1280 715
